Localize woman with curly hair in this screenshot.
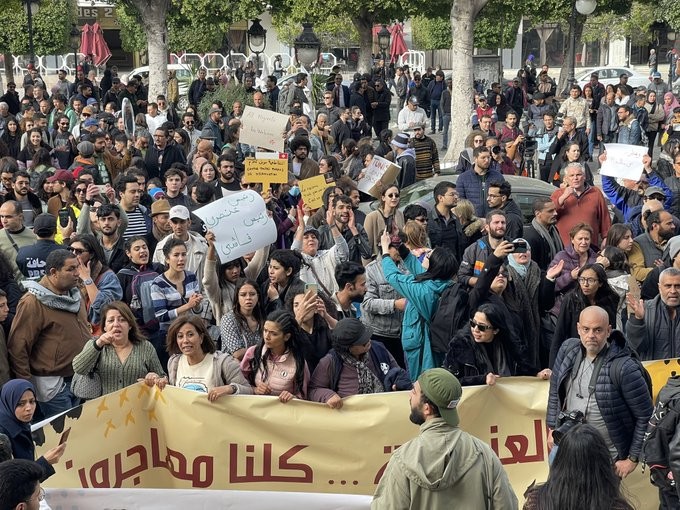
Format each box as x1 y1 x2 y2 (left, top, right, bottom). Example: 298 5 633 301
240 309 310 402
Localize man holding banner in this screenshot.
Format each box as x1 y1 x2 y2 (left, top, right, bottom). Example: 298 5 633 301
372 368 517 509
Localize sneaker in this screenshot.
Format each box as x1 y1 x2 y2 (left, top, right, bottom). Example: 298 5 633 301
429 130 436 135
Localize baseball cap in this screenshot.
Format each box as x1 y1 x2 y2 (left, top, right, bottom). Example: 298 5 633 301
653 72 662 79
83 118 98 128
391 133 410 149
169 205 190 220
408 96 419 105
77 141 95 157
33 213 57 237
208 107 222 115
331 318 373 349
151 199 170 217
82 106 94 115
86 98 98 106
417 368 463 427
47 169 75 183
666 236 680 262
644 186 665 198
303 225 319 238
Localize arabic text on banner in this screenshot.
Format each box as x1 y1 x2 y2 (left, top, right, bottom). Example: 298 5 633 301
37 361 679 508
244 157 289 185
239 106 290 153
193 191 276 262
600 143 649 180
357 156 401 198
299 175 335 210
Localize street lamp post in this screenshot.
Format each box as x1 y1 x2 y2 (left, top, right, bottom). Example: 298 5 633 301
247 18 267 76
294 23 321 69
566 0 597 88
377 24 391 61
24 0 40 66
70 25 80 75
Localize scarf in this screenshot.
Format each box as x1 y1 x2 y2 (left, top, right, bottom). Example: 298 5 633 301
338 351 384 394
0 379 35 438
22 279 82 313
507 254 528 278
506 261 543 369
664 92 680 118
531 218 563 261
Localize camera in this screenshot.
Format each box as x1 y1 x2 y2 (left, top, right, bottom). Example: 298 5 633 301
511 239 528 253
553 410 585 445
555 112 565 128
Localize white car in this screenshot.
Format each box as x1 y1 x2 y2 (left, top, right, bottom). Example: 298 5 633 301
120 64 193 110
576 66 650 90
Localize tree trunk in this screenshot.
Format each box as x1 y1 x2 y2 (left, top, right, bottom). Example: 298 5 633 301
3 53 14 85
443 0 488 162
352 13 374 75
599 39 607 66
557 15 585 98
131 0 170 101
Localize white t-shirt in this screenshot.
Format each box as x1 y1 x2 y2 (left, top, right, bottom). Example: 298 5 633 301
176 354 214 393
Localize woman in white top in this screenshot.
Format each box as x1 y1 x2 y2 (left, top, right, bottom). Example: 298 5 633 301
160 315 252 401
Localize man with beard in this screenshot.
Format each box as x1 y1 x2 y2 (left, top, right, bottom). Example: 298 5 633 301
0 200 36 280
95 204 128 272
144 127 186 181
118 174 151 239
628 209 676 283
289 136 319 180
52 114 76 169
523 197 563 270
486 180 523 240
458 209 508 288
214 153 240 197
318 195 372 265
457 146 505 217
5 171 41 227
372 368 516 509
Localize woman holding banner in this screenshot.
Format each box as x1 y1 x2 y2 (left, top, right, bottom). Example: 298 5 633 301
240 309 310 403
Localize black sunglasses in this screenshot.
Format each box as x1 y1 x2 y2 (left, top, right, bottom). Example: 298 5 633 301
470 319 493 332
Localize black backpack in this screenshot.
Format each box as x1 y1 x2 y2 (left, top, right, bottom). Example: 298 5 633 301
429 282 469 354
642 377 680 491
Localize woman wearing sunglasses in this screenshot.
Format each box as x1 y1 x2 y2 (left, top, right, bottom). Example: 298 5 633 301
364 184 405 260
443 302 550 386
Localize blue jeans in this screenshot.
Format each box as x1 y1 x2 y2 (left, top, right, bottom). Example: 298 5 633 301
430 99 443 131
442 114 451 149
38 378 79 420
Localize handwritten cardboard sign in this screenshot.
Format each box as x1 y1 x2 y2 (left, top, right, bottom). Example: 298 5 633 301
240 105 290 153
245 157 289 185
193 191 276 261
357 155 401 198
299 175 335 210
600 143 649 181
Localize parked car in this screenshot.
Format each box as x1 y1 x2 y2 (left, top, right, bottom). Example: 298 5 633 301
358 174 556 224
120 64 192 110
576 66 650 90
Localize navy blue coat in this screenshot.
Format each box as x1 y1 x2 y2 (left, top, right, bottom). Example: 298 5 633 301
456 168 506 217
547 332 653 459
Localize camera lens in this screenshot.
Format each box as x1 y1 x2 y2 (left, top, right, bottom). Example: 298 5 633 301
492 145 501 155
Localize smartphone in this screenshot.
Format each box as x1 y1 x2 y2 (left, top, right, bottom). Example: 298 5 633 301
59 427 71 445
305 283 318 296
97 184 107 194
512 240 528 253
58 209 70 228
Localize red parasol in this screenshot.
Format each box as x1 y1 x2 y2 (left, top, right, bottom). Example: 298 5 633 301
79 24 95 58
91 22 112 67
389 23 408 63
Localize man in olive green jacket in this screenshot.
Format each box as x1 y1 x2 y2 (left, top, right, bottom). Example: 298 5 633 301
372 368 518 509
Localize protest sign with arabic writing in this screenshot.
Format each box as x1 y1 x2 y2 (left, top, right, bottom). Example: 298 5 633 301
193 191 276 262
357 155 401 198
245 156 289 185
299 175 335 210
240 106 289 152
600 143 649 180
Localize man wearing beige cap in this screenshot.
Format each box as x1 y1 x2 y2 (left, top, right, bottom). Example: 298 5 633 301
372 368 517 509
149 199 172 252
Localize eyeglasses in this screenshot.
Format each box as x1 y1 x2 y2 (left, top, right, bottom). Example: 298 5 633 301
82 113 91 117
487 193 501 199
241 183 258 189
69 247 88 255
386 193 400 198
59 122 69 126
75 188 87 194
644 195 665 201
470 319 493 332
473 138 484 143
578 277 598 285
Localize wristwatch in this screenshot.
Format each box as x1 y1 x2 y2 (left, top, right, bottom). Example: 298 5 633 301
230 383 238 395
82 278 94 286
628 454 639 463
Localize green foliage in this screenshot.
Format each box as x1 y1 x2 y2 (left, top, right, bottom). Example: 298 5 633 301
412 16 451 50
116 2 146 53
0 0 75 55
581 3 655 46
197 84 269 122
310 74 329 106
272 14 359 49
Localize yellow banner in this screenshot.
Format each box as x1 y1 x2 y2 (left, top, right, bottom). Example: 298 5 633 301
37 360 678 508
244 158 289 185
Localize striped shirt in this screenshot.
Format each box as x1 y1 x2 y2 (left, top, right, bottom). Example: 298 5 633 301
151 271 201 331
123 206 149 239
412 136 440 181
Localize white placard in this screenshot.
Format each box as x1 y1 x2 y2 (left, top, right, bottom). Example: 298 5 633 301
600 143 649 181
240 105 290 153
193 191 276 262
357 155 401 198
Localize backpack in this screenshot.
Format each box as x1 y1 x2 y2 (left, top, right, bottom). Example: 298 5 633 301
642 377 680 491
610 351 653 399
277 83 294 115
429 282 469 354
119 268 161 332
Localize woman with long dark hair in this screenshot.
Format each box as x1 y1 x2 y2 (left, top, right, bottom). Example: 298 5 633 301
35 169 54 211
264 249 305 313
550 141 594 186
549 263 619 366
443 302 549 386
240 309 310 402
0 118 21 159
17 128 51 171
363 184 406 258
381 231 459 379
69 233 123 329
523 423 634 510
220 278 266 360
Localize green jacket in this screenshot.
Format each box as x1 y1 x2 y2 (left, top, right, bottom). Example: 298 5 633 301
372 418 518 510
